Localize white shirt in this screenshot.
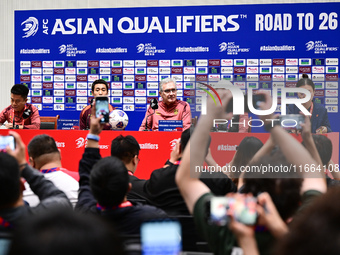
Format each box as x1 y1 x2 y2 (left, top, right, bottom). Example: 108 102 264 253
23 170 79 207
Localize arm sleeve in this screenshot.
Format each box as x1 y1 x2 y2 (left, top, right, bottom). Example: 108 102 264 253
109 104 115 111
144 165 176 195
182 103 192 131
139 106 152 131
0 108 7 124
75 147 102 213
79 109 87 130
21 165 72 209
23 107 40 129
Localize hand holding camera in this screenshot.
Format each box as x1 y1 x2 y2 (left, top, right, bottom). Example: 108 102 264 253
6 131 27 167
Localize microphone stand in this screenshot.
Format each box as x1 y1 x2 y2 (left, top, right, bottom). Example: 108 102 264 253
144 109 156 131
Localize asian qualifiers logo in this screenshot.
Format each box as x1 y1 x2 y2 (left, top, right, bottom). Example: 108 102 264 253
75 137 86 148
59 44 67 54
136 43 145 53
219 42 228 52
21 17 39 38
306 41 314 51
170 138 180 150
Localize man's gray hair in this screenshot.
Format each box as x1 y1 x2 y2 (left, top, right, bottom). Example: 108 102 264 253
159 78 177 92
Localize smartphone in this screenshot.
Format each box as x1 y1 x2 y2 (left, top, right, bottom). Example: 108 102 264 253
141 220 182 255
0 136 16 151
95 97 109 123
210 196 257 226
279 114 305 130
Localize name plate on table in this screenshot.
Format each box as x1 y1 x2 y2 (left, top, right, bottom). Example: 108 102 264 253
57 119 80 130
158 120 183 131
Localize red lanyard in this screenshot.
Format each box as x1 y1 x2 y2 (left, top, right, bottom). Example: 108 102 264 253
97 201 133 211
40 167 64 174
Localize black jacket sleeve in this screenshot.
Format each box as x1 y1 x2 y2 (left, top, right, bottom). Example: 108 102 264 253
75 147 102 213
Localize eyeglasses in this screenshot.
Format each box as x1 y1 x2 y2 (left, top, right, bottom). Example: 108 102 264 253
163 88 177 94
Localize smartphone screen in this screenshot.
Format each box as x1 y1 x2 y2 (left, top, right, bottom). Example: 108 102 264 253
95 97 109 123
0 136 15 151
279 114 305 130
210 196 257 226
141 220 182 255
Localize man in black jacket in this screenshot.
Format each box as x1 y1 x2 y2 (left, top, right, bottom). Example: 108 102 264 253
0 131 71 232
75 105 167 235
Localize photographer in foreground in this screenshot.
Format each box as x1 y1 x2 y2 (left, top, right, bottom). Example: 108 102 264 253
175 89 326 255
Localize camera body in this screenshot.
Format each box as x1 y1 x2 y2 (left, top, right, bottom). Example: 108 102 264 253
209 196 258 226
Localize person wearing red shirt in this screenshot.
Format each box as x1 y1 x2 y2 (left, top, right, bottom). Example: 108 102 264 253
79 79 114 130
0 84 40 129
139 78 191 131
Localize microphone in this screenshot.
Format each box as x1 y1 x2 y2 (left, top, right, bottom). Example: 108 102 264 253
12 108 31 129
23 109 31 119
144 98 158 131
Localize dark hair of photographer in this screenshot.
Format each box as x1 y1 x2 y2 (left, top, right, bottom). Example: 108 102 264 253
242 150 302 221
110 135 140 165
276 187 340 255
9 209 124 255
0 153 21 208
230 136 263 181
27 134 59 159
90 156 129 207
302 134 332 166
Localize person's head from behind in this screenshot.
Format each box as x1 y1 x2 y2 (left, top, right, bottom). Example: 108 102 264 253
231 136 263 178
0 153 21 208
159 78 177 105
296 73 315 107
111 135 140 172
91 79 109 98
276 187 340 255
10 84 29 112
302 134 332 166
27 134 60 170
9 209 124 255
242 150 302 222
180 126 210 155
90 156 130 207
179 128 191 154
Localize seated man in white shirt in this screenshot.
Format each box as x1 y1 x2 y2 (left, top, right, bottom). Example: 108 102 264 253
23 134 79 207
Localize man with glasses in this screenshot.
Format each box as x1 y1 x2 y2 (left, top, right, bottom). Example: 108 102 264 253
139 78 191 131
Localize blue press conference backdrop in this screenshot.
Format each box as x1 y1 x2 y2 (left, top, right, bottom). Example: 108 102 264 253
15 3 339 131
